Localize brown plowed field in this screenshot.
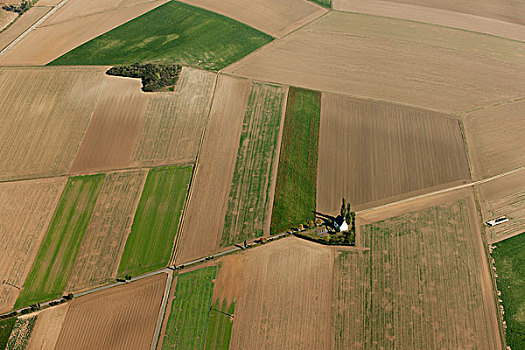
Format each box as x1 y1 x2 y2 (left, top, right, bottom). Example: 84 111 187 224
224 11 525 113
70 76 149 174
131 67 217 167
66 170 148 292
0 0 168 65
463 99 525 179
477 169 525 243
0 177 66 312
0 67 106 181
55 274 166 350
26 303 69 350
317 93 470 213
0 9 17 31
178 0 326 38
0 5 50 51
174 75 251 264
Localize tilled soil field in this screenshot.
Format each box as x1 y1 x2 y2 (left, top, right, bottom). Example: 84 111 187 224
26 303 69 350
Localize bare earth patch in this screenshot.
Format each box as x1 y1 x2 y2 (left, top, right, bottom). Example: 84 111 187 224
26 303 69 350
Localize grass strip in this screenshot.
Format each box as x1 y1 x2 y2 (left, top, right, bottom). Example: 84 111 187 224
205 299 235 350
15 175 105 308
0 318 16 350
118 165 192 277
270 87 321 234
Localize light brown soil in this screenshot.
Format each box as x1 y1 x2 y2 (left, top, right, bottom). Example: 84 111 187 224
0 5 50 51
131 67 217 167
0 177 66 312
174 75 251 264
0 66 107 181
224 11 525 114
26 303 69 350
332 0 525 42
179 0 326 38
463 99 525 179
317 93 471 213
55 274 166 350
476 169 525 243
0 9 17 31
0 0 168 65
70 76 149 174
66 170 148 292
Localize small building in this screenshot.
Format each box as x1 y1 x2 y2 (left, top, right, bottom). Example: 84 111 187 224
333 216 349 232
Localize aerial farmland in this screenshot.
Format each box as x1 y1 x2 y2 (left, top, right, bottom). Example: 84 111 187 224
0 0 523 348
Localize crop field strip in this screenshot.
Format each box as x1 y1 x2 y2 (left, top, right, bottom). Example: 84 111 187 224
66 170 148 292
221 82 286 246
0 178 66 312
118 165 192 277
26 302 69 350
0 318 16 349
5 315 36 350
48 1 273 71
205 299 235 350
54 274 166 350
16 174 105 308
317 93 471 213
270 87 321 234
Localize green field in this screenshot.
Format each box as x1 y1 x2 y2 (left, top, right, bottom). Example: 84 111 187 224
310 0 331 8
0 318 16 349
6 316 37 350
49 1 273 71
493 232 525 349
205 299 235 350
270 87 321 234
118 165 192 277
162 266 217 350
222 82 286 246
16 175 104 308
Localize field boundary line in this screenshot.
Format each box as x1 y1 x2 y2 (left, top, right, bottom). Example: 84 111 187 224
150 269 173 350
489 230 525 244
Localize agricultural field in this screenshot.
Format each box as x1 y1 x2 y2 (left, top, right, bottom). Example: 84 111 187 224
317 93 471 213
175 75 251 264
54 274 166 350
224 11 525 113
5 315 36 350
0 178 66 312
477 169 525 243
16 175 105 308
0 5 50 51
463 98 525 179
178 0 326 37
221 82 287 246
0 0 168 65
270 87 321 234
205 299 235 350
118 166 192 277
0 318 15 349
49 1 273 71
0 8 17 31
492 232 525 349
66 170 147 292
0 67 106 181
26 303 69 350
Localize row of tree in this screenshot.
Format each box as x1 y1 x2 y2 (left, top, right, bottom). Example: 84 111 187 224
2 1 34 15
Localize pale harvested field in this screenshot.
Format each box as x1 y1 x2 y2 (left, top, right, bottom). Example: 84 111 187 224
26 303 69 350
66 170 147 292
0 178 66 312
477 169 525 243
224 12 525 113
0 9 17 31
131 67 217 167
179 0 326 37
70 76 149 174
332 0 525 42
0 0 168 65
55 274 166 350
0 5 50 51
174 75 250 264
0 67 106 181
317 93 470 213
463 99 525 179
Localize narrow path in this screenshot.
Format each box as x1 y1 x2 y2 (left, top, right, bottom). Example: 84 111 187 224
150 269 173 350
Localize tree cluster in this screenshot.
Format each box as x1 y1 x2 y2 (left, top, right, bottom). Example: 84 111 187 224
2 1 33 14
339 198 356 245
106 63 182 92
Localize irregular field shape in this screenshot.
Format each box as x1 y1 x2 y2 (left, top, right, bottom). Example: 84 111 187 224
161 266 216 350
66 170 147 292
6 315 36 350
16 175 105 308
49 1 273 71
0 9 17 31
118 166 192 276
178 0 326 37
463 99 525 179
0 178 66 313
54 274 166 350
0 5 50 51
222 82 286 245
224 11 525 113
0 0 168 65
317 93 471 213
175 75 251 264
0 67 106 181
477 169 525 243
131 67 217 167
26 303 69 350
